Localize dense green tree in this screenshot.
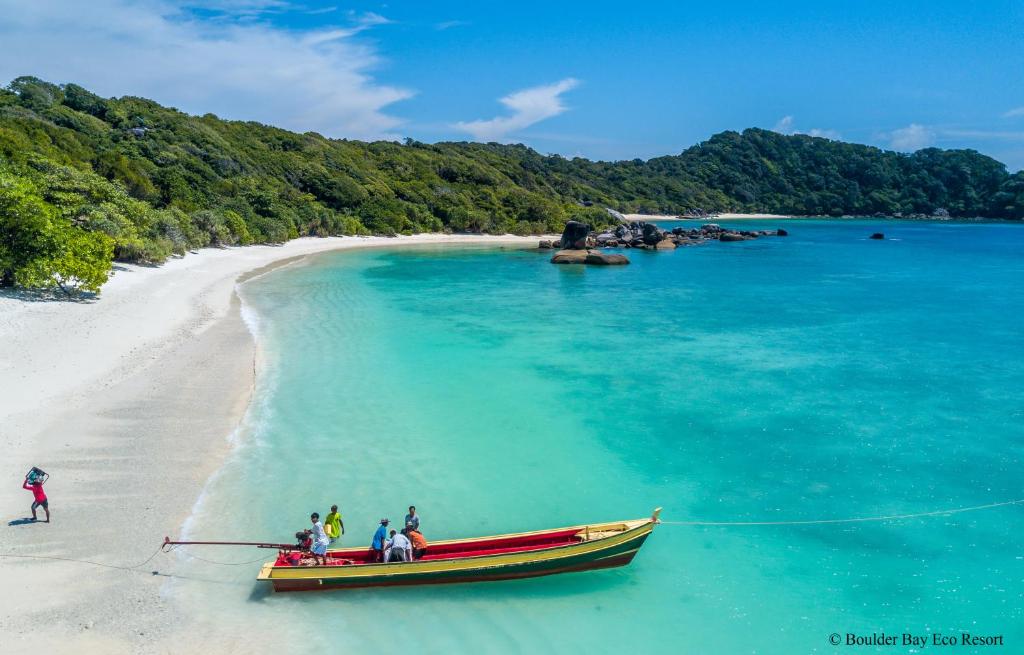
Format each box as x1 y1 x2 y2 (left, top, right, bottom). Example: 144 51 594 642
0 172 55 286
0 170 113 292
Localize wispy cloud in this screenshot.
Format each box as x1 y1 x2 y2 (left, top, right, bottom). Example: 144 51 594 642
888 124 935 151
0 0 411 140
1002 106 1024 119
454 78 580 142
347 10 392 28
772 115 794 134
435 20 469 31
772 116 840 140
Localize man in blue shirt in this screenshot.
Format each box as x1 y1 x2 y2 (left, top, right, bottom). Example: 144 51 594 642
404 506 420 531
371 518 389 562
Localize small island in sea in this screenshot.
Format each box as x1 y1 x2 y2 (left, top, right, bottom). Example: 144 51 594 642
2 4 1022 654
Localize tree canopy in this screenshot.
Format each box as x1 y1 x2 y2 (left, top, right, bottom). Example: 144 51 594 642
1 76 1021 291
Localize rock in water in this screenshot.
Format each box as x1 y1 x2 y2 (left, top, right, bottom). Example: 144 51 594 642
642 223 663 245
605 208 626 222
776 228 788 236
538 240 553 249
584 252 630 265
551 249 630 265
655 239 677 250
719 233 748 242
560 221 592 249
870 232 885 240
550 249 590 264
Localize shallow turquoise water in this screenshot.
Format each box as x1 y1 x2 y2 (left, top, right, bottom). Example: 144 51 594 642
179 220 1024 653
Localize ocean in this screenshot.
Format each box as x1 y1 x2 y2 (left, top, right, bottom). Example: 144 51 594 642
175 219 1024 653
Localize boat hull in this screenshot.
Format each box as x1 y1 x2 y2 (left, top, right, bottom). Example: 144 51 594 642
259 517 655 592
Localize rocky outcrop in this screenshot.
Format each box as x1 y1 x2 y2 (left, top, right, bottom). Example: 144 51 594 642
605 208 626 222
538 239 554 249
548 220 788 264
584 252 630 265
642 223 663 245
560 221 592 249
718 233 745 242
551 249 630 265
550 249 590 264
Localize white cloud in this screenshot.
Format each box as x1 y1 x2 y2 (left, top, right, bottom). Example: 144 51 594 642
454 78 580 142
772 116 840 140
0 0 411 140
805 128 842 140
888 124 935 151
435 20 469 31
772 115 794 134
1002 106 1024 119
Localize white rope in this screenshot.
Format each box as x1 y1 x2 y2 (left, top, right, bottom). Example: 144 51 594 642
658 498 1024 527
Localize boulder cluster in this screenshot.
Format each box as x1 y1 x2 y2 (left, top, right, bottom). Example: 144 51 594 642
543 220 788 265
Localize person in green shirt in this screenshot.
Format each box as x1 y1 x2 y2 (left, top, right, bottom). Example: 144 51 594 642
325 505 344 544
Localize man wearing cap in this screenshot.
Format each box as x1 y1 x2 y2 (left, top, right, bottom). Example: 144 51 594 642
371 518 389 562
406 523 428 560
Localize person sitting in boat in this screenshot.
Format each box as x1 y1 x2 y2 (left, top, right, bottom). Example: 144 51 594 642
385 529 413 563
405 523 427 560
309 513 330 566
371 518 389 562
404 505 419 531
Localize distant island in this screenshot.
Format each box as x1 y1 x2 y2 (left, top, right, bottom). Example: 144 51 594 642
1 76 1022 292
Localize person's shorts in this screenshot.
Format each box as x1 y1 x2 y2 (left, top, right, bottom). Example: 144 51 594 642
312 543 328 556
32 499 48 510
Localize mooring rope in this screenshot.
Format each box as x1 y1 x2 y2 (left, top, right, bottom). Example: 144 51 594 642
172 547 271 566
0 541 169 572
0 540 268 573
658 498 1024 527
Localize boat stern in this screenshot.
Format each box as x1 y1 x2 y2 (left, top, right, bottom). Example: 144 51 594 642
256 562 276 582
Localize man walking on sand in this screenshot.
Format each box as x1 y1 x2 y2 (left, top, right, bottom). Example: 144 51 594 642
23 476 49 523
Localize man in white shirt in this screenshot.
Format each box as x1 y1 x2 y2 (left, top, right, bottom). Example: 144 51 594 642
309 512 330 566
385 529 413 563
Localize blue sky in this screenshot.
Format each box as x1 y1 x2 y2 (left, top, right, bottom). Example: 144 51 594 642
2 1 1023 169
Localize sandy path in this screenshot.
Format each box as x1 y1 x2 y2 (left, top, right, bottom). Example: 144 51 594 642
0 234 545 654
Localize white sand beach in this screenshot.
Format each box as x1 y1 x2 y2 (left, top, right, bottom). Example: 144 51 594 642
623 213 682 221
624 213 793 222
0 234 546 654
713 213 791 219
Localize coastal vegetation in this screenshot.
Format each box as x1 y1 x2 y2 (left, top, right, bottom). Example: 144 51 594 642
1 76 1022 291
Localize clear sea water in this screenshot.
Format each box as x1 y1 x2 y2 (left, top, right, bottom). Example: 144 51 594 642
176 220 1024 653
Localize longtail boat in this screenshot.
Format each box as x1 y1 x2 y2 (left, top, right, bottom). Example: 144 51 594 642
255 508 661 592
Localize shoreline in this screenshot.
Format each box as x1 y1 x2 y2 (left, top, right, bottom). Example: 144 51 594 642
625 213 793 221
0 233 549 654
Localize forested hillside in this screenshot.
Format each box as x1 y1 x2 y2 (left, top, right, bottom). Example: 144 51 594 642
1 76 1022 291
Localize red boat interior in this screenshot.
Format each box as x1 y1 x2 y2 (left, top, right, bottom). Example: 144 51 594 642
275 528 585 567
